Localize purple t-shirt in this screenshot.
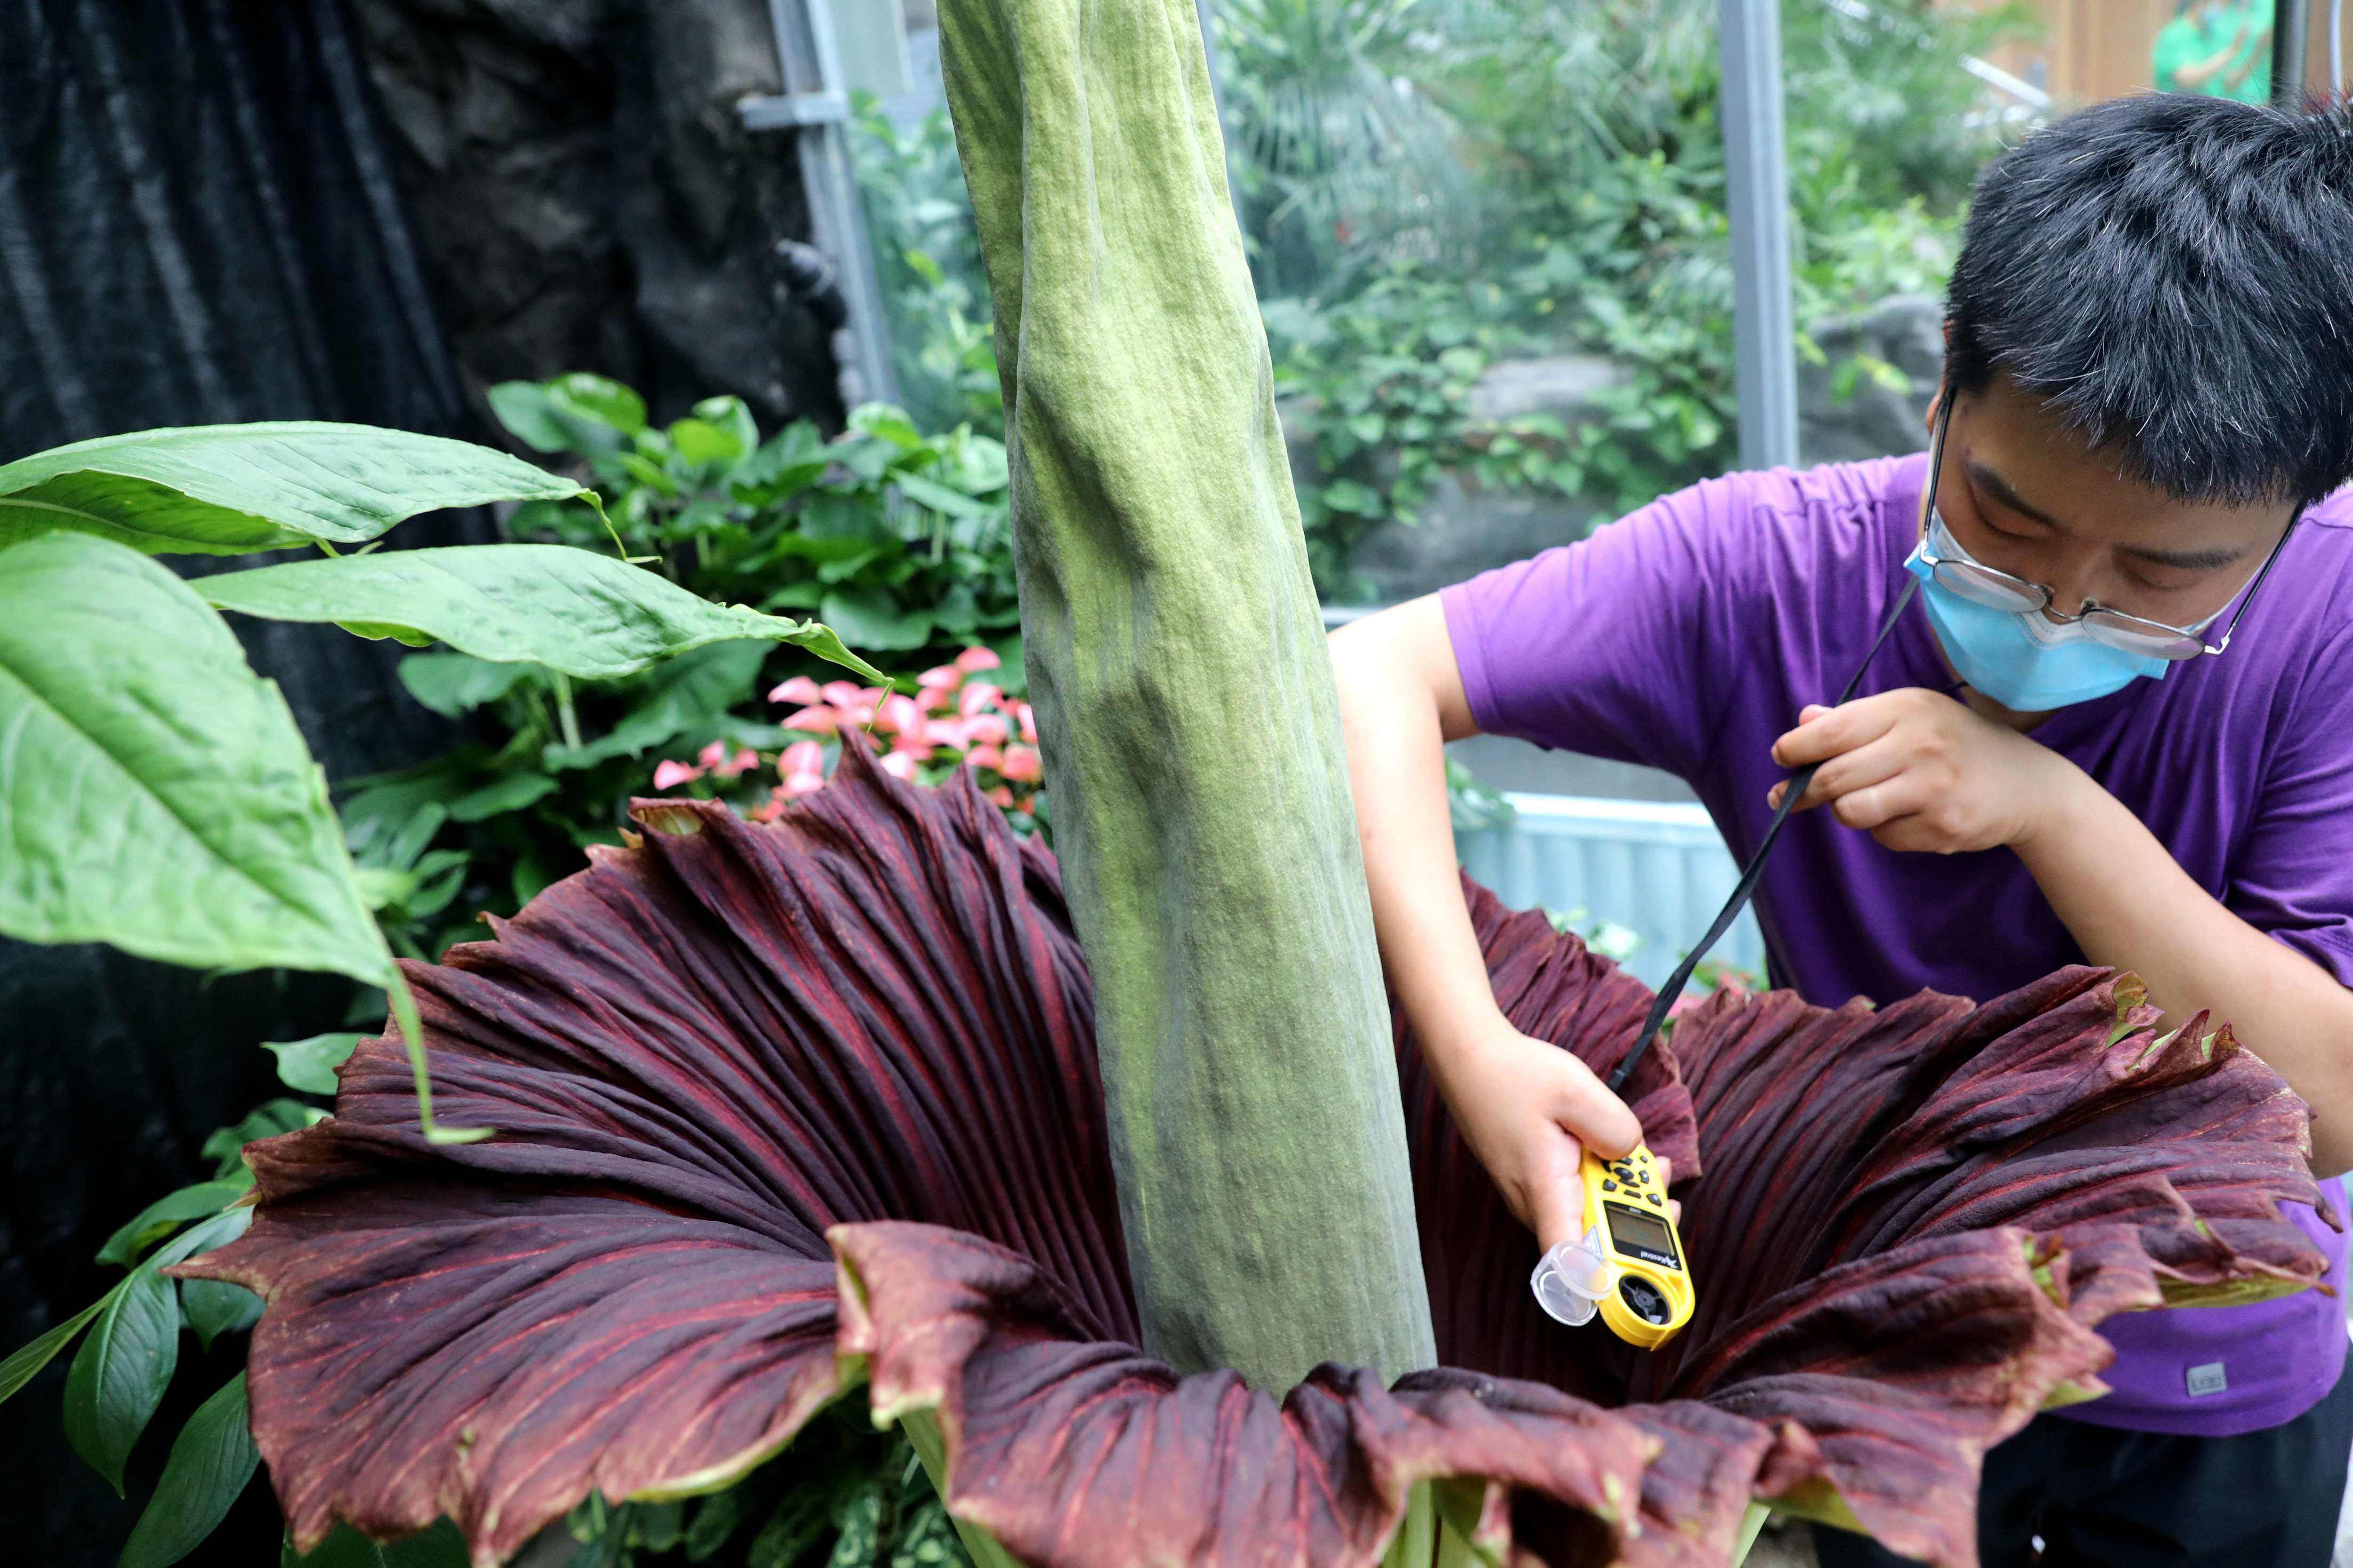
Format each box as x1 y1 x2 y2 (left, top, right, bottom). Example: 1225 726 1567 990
1443 453 2352 1437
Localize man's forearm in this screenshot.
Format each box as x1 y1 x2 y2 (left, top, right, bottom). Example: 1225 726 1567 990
2016 764 2353 1175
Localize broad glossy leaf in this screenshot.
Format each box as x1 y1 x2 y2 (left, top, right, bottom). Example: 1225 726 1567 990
263 1033 365 1095
96 1179 251 1266
0 533 390 984
65 1265 180 1494
118 1372 260 1568
70 1211 252 1494
397 652 533 718
200 545 888 683
0 423 581 555
186 749 2327 1568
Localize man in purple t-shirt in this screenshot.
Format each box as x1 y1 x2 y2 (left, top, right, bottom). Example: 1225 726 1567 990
1333 96 2353 1564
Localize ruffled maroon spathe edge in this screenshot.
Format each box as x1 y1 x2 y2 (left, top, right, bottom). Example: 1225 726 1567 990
177 738 2330 1568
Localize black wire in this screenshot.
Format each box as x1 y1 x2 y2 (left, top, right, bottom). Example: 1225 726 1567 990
1605 575 1923 1095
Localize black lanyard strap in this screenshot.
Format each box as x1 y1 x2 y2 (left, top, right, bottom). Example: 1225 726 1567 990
1604 574 1922 1095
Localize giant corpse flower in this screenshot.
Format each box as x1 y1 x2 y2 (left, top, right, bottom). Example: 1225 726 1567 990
179 746 2333 1568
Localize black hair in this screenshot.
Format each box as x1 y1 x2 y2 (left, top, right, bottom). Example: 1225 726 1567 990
1945 93 2353 506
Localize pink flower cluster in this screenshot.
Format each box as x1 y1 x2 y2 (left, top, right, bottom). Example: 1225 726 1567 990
648 645 1045 826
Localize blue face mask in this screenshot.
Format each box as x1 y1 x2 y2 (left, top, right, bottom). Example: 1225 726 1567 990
1903 511 2170 712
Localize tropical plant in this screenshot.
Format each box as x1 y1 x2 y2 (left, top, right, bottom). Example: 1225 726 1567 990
0 424 882 1519
653 645 1049 838
1209 0 1486 297
492 376 1020 663
847 100 1005 439
174 751 2330 1567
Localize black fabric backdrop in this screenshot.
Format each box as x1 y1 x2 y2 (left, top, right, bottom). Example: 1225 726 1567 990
0 1 493 1558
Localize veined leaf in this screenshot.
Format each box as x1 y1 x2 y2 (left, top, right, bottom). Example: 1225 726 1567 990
0 533 391 984
0 423 581 555
262 1033 365 1095
198 545 888 684
96 1180 251 1266
64 1266 179 1494
69 1210 253 1494
117 1373 260 1568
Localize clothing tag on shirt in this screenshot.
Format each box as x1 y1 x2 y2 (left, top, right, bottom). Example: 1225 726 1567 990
2184 1361 2228 1397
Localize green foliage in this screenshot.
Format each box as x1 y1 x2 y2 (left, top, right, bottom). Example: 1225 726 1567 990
1 1044 383 1565
343 641 772 959
493 377 1018 665
1206 0 2037 594
847 100 1004 439
554 1400 973 1568
0 421 582 555
0 532 394 984
1265 269 1580 601
200 544 885 684
1208 0 1484 299
118 1374 261 1568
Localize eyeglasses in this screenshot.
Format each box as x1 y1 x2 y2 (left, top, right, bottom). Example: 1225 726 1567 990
1917 397 2298 663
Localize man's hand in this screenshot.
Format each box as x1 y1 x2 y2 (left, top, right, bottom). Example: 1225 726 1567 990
1432 1017 1674 1253
1765 688 2083 854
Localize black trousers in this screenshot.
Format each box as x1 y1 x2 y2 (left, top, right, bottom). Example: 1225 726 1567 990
1811 1361 2353 1567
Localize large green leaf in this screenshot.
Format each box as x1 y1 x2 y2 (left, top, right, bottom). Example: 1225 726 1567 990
199 545 888 683
94 1180 251 1266
179 1278 264 1350
262 1032 366 1095
117 1373 260 1568
64 1265 180 1494
0 533 391 984
0 423 582 556
64 1211 253 1494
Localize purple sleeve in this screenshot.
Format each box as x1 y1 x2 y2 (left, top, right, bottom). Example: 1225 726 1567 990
2228 625 2353 988
1440 473 1764 778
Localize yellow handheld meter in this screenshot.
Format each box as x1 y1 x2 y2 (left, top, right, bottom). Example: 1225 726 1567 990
1579 1141 1693 1348
1528 1139 1694 1348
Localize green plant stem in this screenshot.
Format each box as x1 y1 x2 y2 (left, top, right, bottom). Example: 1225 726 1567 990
386 968 491 1145
551 670 584 753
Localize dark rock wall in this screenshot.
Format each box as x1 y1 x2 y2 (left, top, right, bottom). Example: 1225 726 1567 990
351 0 845 431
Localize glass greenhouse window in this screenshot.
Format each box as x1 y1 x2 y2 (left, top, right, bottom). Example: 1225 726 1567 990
840 1 2327 617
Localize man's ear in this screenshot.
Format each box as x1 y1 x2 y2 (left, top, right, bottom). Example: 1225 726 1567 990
1925 379 1947 439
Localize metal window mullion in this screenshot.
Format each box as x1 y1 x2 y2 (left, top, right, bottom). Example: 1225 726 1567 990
767 0 899 410
2272 0 2312 107
1718 0 1799 472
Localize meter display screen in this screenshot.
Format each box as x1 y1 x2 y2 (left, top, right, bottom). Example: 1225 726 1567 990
1603 1203 1680 1268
